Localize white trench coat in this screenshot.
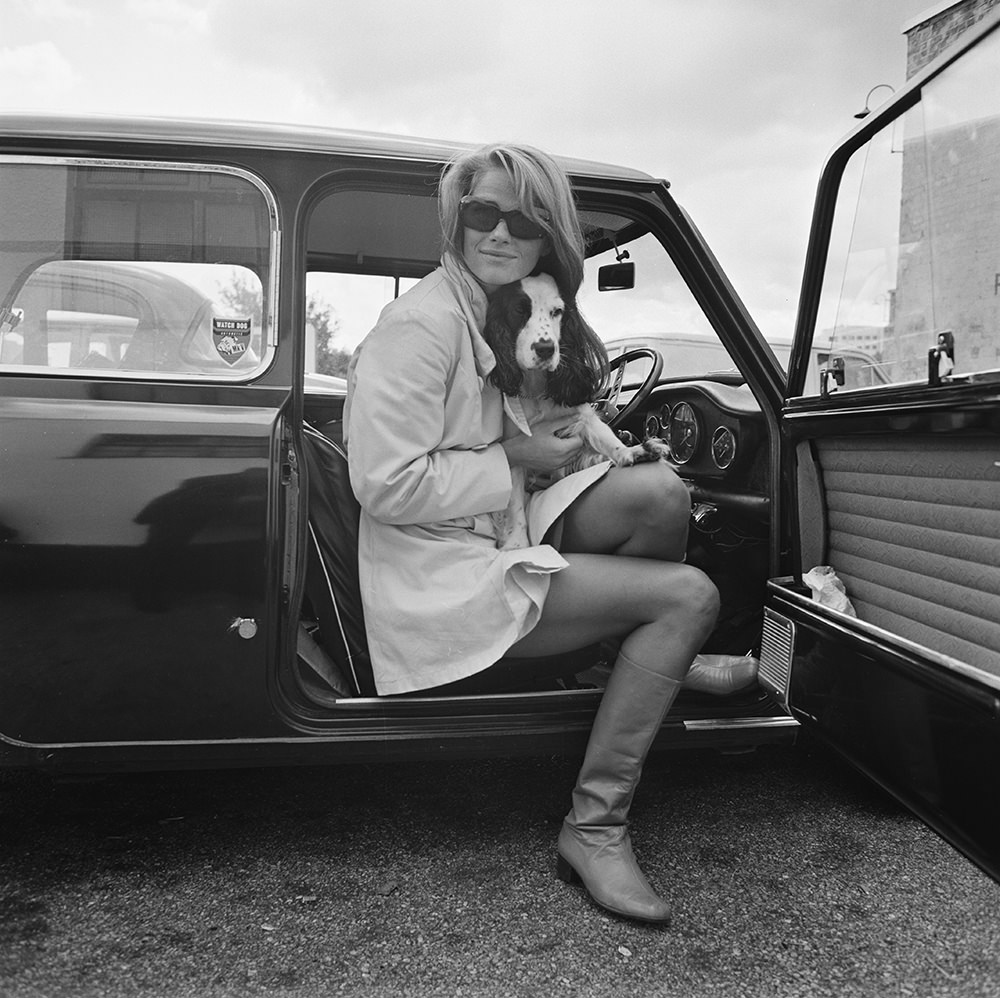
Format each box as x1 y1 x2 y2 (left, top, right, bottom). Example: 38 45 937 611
343 258 609 694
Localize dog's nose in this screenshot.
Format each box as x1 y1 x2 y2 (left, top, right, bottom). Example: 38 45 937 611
534 340 555 362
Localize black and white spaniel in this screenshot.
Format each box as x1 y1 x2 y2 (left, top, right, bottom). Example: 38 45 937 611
483 272 668 549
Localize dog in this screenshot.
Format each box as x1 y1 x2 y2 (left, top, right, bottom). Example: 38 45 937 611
483 272 669 550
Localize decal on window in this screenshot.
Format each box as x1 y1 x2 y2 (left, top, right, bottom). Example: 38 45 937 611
213 318 252 365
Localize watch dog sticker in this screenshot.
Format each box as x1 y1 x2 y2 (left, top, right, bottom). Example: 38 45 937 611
213 317 251 365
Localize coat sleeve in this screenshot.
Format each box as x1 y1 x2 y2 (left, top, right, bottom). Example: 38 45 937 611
345 306 512 526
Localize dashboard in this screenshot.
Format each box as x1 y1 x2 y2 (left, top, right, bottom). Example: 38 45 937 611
620 380 770 523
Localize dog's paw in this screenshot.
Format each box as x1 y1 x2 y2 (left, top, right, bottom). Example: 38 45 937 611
618 438 668 465
639 436 671 462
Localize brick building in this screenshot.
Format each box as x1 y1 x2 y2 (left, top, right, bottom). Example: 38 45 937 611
904 0 1000 77
887 0 1000 381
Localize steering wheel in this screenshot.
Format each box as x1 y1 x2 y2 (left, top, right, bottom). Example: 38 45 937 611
596 348 663 431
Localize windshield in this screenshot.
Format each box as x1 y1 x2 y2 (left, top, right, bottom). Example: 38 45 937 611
604 337 794 382
578 227 720 344
577 213 803 386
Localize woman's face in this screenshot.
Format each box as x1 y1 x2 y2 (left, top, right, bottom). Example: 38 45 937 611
461 167 546 295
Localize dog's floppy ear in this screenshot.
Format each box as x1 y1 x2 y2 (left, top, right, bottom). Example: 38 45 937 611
483 282 526 396
546 301 606 407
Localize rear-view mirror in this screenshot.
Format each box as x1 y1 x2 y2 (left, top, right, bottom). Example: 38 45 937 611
598 261 635 291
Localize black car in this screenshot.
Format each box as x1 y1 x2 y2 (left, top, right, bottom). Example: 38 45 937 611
1 10 997 890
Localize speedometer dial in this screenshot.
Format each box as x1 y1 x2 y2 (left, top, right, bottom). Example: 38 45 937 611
711 426 737 469
666 402 699 464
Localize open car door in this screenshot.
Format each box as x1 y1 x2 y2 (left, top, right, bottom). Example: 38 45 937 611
765 10 1000 883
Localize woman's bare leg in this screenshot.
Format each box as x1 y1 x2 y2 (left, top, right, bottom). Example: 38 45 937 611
511 458 706 669
507 553 718 679
557 460 691 562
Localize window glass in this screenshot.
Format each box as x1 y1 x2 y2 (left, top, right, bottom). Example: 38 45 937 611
578 221 750 385
304 272 420 390
810 28 1000 393
305 187 439 391
0 162 275 379
580 230 720 346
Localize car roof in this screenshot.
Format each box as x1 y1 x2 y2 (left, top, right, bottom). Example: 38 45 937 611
0 112 659 184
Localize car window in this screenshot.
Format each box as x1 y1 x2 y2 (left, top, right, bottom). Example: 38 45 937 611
301 193 750 392
304 272 420 387
809 26 1000 393
0 161 276 380
305 187 438 388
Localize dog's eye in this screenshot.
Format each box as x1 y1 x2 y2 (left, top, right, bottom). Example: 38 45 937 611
551 306 564 318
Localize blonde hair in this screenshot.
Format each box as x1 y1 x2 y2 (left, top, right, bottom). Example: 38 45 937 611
438 142 586 296
440 141 608 397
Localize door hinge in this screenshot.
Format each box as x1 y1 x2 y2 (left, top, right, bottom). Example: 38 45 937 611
280 446 298 486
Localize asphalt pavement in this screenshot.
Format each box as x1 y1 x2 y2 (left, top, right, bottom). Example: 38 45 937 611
0 738 998 997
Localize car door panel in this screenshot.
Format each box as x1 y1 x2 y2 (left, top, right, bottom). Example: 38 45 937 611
0 155 288 747
771 9 1000 883
0 388 286 744
793 418 1000 673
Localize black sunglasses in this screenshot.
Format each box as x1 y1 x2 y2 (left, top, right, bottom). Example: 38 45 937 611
459 197 549 240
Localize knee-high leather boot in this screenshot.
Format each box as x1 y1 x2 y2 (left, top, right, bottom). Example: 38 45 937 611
556 651 681 924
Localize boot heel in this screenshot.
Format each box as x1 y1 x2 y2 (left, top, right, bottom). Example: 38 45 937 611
556 853 580 884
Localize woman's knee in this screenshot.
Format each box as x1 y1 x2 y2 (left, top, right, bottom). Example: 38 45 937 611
619 462 691 561
624 462 691 533
663 564 719 636
641 461 691 520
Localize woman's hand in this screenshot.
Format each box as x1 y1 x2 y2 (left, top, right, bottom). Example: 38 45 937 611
501 415 583 472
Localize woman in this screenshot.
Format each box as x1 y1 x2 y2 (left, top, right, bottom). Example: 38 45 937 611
344 142 754 924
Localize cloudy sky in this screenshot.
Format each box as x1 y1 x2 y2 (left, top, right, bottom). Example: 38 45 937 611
1 0 931 344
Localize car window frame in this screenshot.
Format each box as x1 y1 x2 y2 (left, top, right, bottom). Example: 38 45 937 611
0 155 282 384
787 9 1000 402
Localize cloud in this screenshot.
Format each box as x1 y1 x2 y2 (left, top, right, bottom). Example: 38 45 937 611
125 0 212 33
0 42 77 106
190 0 911 168
15 0 92 21
0 0 925 345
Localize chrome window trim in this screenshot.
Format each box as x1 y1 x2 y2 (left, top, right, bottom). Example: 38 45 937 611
0 154 281 381
683 716 798 731
771 582 1000 694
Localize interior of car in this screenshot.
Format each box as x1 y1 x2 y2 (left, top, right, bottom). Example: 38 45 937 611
296 184 775 704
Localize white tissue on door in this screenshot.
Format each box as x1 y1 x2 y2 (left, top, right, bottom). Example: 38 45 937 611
803 566 857 617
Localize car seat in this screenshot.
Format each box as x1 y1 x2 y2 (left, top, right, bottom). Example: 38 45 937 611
301 420 599 696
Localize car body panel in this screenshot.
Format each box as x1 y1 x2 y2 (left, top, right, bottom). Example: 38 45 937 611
0 387 285 744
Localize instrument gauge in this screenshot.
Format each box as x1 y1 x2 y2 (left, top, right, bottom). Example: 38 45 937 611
644 413 660 439
711 426 737 470
666 402 699 464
